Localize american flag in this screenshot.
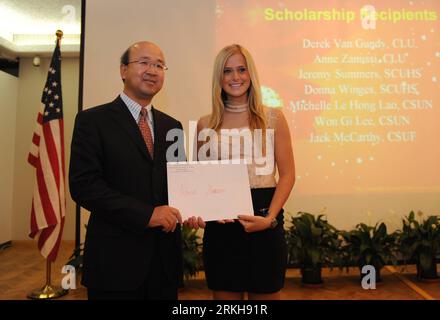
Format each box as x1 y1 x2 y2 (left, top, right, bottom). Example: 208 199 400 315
28 40 65 262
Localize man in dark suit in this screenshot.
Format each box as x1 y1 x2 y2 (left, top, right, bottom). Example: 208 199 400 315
69 41 185 300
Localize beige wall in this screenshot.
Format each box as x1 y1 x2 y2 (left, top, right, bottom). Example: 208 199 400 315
0 70 18 244
12 57 79 240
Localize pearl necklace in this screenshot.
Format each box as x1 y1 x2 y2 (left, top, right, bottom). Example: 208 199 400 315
225 103 249 113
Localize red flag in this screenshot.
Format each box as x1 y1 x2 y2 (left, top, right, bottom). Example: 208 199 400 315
28 40 65 262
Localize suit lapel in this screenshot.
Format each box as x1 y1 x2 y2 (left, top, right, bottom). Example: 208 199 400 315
108 96 153 162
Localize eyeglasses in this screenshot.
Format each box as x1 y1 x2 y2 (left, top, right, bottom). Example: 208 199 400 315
127 59 168 72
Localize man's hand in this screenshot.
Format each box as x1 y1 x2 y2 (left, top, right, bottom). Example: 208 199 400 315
184 216 206 230
148 206 182 233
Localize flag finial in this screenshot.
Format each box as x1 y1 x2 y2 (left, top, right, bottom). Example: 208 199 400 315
56 30 63 47
56 30 63 39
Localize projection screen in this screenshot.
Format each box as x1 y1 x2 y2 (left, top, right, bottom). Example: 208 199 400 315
81 0 440 232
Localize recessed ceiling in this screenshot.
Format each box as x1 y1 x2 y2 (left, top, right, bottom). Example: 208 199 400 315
0 0 81 58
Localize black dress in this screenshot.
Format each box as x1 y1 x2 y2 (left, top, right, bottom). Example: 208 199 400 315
202 187 287 294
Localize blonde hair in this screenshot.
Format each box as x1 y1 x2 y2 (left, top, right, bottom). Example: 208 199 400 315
209 44 267 131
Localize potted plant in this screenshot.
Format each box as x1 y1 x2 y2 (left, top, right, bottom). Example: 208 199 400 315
180 225 203 289
286 212 340 286
67 242 84 273
399 211 440 281
341 222 398 283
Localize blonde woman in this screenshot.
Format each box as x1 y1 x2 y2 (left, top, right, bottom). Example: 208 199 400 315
187 44 295 300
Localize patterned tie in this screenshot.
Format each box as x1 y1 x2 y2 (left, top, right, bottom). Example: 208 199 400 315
138 108 154 158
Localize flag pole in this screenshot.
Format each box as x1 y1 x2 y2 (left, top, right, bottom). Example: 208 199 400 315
28 30 68 300
28 260 68 299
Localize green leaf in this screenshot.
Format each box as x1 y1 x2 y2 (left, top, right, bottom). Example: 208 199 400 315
359 243 369 255
375 223 387 240
365 253 373 265
311 224 322 238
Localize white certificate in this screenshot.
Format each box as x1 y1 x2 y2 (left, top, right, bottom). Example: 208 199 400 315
167 162 254 221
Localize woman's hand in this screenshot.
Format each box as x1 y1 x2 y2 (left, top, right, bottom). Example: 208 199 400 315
237 215 271 233
183 216 206 229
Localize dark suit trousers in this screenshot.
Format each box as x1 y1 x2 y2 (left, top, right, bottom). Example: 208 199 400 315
87 248 178 300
